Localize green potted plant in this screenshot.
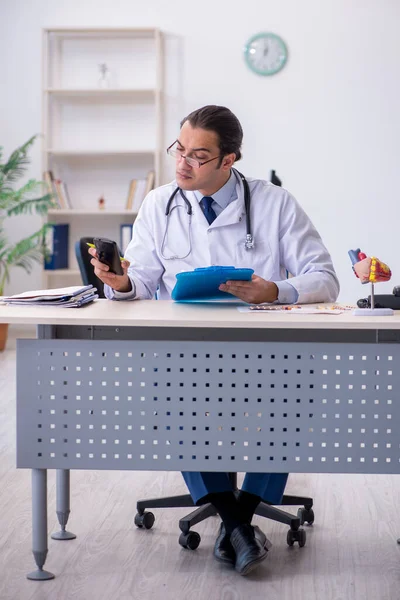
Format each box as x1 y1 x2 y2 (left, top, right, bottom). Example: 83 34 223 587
0 135 54 350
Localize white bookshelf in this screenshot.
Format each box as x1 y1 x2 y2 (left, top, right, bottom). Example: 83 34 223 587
42 27 163 288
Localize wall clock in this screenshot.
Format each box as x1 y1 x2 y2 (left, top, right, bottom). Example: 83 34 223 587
244 32 288 76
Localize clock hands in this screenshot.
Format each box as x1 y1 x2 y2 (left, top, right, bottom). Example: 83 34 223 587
255 41 269 68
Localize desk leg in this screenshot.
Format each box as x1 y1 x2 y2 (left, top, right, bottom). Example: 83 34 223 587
27 469 55 580
51 470 76 540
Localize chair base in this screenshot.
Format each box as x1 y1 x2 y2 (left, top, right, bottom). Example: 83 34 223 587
136 490 314 540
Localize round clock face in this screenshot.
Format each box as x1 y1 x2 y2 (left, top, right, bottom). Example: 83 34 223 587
244 32 288 76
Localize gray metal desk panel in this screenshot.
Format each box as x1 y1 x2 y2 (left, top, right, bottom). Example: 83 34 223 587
17 337 400 475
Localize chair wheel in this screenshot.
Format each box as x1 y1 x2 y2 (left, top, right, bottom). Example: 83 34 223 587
179 531 201 550
298 528 306 547
134 511 155 529
287 528 306 547
297 507 315 525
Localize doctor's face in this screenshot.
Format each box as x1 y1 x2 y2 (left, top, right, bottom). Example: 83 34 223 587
173 122 234 195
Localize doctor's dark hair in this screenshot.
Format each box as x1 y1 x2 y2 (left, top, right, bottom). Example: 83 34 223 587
180 105 243 164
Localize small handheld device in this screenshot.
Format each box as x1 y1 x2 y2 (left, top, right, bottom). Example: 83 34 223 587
93 237 124 276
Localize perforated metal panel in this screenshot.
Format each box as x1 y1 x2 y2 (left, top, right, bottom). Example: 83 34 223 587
17 339 400 474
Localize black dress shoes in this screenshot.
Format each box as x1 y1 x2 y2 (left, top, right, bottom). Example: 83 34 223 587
214 523 236 564
230 523 269 575
214 523 271 567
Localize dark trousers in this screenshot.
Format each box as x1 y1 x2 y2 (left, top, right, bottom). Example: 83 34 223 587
182 471 289 505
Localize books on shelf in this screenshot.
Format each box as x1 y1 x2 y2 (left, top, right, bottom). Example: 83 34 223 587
43 171 57 207
144 170 155 197
1 285 98 308
62 182 72 208
43 171 72 209
125 170 155 211
55 179 72 209
132 179 147 212
125 179 137 210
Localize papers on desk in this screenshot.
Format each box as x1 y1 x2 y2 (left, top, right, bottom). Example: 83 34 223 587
1 285 98 308
237 304 353 314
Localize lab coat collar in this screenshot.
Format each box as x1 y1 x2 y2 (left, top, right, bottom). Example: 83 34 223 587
211 174 246 227
191 171 246 228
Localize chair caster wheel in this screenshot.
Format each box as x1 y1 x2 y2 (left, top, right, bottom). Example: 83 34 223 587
297 506 315 525
287 528 306 547
134 511 155 529
179 530 201 550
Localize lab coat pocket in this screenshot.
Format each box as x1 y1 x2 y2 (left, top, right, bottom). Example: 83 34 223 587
235 239 276 279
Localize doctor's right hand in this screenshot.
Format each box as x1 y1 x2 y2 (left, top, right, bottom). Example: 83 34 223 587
88 247 132 293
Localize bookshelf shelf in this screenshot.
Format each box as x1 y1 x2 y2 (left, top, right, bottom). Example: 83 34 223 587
44 27 157 35
45 269 81 277
48 209 137 216
46 88 156 97
46 149 156 156
42 27 163 288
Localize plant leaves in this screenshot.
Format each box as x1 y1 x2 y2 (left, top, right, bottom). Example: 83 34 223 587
5 193 54 217
1 135 38 182
5 225 50 272
0 136 53 287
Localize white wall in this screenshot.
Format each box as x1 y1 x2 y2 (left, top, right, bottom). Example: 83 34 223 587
1 0 399 300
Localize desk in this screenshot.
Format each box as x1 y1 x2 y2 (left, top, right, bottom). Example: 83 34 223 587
1 300 400 579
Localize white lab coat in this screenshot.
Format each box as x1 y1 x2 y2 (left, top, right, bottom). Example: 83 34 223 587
108 176 339 303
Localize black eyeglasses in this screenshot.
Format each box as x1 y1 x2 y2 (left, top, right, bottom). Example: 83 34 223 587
166 141 221 169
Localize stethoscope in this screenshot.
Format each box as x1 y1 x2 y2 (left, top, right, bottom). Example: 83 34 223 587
160 168 253 260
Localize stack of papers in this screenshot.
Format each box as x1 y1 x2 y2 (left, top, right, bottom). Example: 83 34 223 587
1 285 98 308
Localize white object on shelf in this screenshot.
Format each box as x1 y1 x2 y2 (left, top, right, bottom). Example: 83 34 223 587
98 62 112 88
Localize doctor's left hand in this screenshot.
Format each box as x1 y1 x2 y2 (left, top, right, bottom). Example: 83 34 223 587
219 274 278 304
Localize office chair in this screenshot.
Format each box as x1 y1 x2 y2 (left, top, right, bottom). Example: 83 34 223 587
135 168 313 550
75 237 106 298
269 169 282 187
135 474 314 550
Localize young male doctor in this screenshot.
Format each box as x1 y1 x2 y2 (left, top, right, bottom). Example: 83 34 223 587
89 105 339 576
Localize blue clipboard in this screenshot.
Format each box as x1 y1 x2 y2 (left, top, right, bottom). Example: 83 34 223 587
171 266 254 302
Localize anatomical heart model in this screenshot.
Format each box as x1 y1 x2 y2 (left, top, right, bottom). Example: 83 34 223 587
353 255 391 284
348 248 393 315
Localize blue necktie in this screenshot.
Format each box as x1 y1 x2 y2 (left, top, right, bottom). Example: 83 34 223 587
200 196 217 225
